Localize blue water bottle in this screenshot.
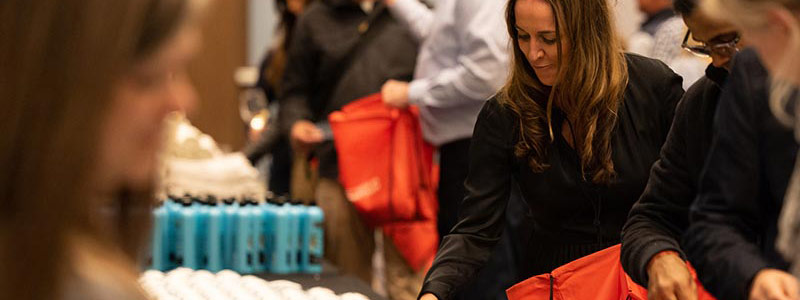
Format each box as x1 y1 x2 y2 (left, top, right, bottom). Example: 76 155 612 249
260 198 277 272
287 198 304 272
249 198 267 273
206 196 223 272
270 196 292 274
165 195 183 270
221 197 238 269
194 196 210 270
151 201 170 271
233 199 254 273
292 199 310 273
305 200 324 273
178 196 198 269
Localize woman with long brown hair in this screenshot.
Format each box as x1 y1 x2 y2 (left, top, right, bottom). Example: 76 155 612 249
0 0 204 299
418 0 683 299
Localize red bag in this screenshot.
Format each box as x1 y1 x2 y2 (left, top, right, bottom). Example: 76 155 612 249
506 244 716 300
383 220 438 272
329 94 439 272
329 94 438 226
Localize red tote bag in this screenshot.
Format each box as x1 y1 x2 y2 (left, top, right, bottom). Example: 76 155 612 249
506 244 716 300
329 94 438 227
329 94 439 271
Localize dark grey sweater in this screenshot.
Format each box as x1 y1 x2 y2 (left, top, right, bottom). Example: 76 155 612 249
620 64 728 286
683 49 797 300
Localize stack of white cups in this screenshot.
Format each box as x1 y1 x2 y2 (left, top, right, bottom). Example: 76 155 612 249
139 268 372 300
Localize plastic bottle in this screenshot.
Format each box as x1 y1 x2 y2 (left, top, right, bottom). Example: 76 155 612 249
222 197 239 269
304 200 324 274
233 199 253 273
288 199 306 273
165 195 184 270
270 196 292 274
260 196 277 272
194 195 209 270
179 195 198 269
206 196 223 272
249 197 266 273
152 201 170 271
286 198 305 272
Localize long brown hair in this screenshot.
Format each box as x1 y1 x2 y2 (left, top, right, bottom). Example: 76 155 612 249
499 0 629 184
264 0 314 95
0 0 192 299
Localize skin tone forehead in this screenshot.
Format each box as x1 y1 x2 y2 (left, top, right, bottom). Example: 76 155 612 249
136 26 201 73
684 8 737 43
515 0 557 36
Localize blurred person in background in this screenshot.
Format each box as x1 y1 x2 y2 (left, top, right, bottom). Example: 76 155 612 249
682 0 800 299
277 0 419 298
629 0 707 89
0 0 203 299
244 0 314 197
381 0 508 251
379 0 512 298
619 0 743 299
417 0 685 298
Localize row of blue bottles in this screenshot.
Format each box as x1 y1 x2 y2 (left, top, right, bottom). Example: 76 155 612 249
149 194 324 275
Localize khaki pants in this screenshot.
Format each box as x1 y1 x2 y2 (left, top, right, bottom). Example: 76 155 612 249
290 153 317 203
316 179 426 300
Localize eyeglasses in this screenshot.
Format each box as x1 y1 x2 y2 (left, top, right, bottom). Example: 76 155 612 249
681 31 740 57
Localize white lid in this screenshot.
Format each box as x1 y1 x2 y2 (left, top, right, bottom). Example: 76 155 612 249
234 66 260 87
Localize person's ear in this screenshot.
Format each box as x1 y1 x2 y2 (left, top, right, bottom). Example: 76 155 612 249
766 6 798 37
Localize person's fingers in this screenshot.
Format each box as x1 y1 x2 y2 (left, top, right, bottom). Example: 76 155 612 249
674 278 697 300
765 282 791 300
649 285 668 300
779 276 800 300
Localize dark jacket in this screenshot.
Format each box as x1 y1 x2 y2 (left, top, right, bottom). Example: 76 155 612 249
683 49 797 300
278 0 418 179
620 64 728 285
419 54 684 300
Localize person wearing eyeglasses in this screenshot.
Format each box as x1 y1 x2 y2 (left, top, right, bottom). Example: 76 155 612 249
628 0 707 89
619 0 744 299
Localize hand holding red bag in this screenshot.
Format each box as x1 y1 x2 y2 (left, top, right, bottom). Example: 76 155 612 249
329 94 438 271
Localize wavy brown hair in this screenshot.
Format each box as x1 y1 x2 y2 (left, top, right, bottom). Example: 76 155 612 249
498 0 629 184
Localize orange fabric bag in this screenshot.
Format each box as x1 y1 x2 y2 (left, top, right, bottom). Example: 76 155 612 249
506 244 716 300
329 94 438 271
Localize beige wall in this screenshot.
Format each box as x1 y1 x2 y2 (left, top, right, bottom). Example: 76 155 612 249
188 0 248 151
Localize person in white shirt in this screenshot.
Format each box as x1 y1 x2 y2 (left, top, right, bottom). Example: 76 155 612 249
380 0 510 267
628 0 706 89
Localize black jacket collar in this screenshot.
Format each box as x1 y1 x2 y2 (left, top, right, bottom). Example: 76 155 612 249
705 64 729 87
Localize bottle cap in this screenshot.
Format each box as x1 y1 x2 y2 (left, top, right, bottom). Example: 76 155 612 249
275 195 290 205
